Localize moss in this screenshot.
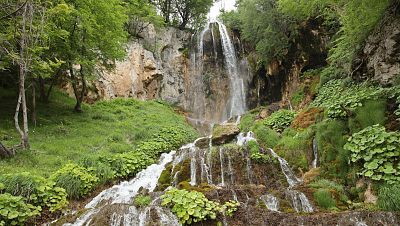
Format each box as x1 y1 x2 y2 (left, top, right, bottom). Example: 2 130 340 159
177 181 215 193
172 159 191 184
156 164 173 191
252 121 280 149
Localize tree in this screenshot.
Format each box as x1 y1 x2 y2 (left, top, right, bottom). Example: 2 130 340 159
48 0 128 112
0 0 50 149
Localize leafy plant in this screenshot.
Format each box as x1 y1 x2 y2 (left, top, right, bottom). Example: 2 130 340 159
102 151 154 178
161 188 239 225
50 163 98 199
344 125 400 183
134 195 152 208
311 80 385 118
264 109 296 132
247 140 270 163
0 173 68 212
0 193 41 226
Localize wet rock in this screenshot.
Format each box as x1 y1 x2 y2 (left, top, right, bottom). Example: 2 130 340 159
211 123 240 145
195 137 211 149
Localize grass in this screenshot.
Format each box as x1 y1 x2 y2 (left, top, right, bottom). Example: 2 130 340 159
313 188 337 210
0 88 198 178
378 183 400 211
348 99 387 134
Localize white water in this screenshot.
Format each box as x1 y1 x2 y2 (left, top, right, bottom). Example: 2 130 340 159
260 194 280 212
236 131 256 146
312 137 318 168
64 151 176 226
269 148 314 213
218 22 247 118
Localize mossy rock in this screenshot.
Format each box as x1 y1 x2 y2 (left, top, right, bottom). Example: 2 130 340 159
211 123 240 145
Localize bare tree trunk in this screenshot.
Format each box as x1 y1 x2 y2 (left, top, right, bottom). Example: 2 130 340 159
70 66 86 113
14 2 30 149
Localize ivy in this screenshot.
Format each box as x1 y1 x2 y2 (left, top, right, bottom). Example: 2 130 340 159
344 125 400 183
0 193 41 226
311 80 385 118
263 109 296 132
161 189 239 225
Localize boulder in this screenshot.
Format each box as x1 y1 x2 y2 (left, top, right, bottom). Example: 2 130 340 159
195 137 211 149
211 123 240 145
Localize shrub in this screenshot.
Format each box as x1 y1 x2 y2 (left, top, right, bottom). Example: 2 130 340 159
51 163 98 199
264 109 296 132
161 188 239 225
309 179 348 203
247 140 270 163
311 80 385 118
344 125 400 183
252 122 280 148
134 195 152 208
348 99 386 134
80 158 116 184
0 193 41 226
102 151 154 178
313 189 336 209
315 119 349 180
378 183 400 211
0 173 68 212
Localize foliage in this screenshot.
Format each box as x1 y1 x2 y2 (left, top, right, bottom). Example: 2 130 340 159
348 99 386 134
0 193 41 226
219 10 241 31
309 179 348 204
311 80 385 118
0 173 67 212
387 85 400 120
252 122 280 149
102 151 154 178
82 160 116 185
315 119 349 180
378 183 400 211
134 195 152 208
264 110 296 132
275 128 312 171
313 188 336 209
229 0 296 65
344 125 400 183
247 140 270 163
161 188 239 225
50 163 98 199
278 0 390 71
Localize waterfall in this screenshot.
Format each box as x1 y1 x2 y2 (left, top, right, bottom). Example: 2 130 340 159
260 194 280 212
269 148 314 213
217 22 247 118
312 137 318 168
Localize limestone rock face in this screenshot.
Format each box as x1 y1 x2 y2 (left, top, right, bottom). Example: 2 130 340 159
353 2 400 85
77 26 191 106
211 123 240 145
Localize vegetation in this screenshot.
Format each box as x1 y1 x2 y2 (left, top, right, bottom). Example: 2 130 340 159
313 189 336 209
161 188 239 225
344 125 400 183
0 193 41 226
378 183 400 211
263 109 296 132
134 195 152 208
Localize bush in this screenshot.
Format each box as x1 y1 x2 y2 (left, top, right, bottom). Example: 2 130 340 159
134 195 152 208
80 158 116 184
311 80 385 118
0 173 68 212
313 189 336 209
161 188 239 225
0 193 41 226
344 125 400 183
252 122 280 148
348 99 386 133
264 109 296 132
247 140 270 163
102 151 154 178
378 183 400 211
50 163 98 199
315 119 349 180
309 179 348 204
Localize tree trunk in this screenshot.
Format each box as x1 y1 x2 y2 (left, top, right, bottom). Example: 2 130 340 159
15 2 30 149
0 142 15 158
70 66 86 113
32 80 36 127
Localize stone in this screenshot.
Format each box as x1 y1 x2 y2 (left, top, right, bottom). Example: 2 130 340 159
364 183 378 205
211 123 240 145
195 137 211 149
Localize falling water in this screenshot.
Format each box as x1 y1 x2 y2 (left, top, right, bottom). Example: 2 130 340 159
260 194 280 212
312 137 318 168
219 147 226 186
217 22 247 118
269 148 314 213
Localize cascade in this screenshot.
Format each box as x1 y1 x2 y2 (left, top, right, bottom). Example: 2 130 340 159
260 194 280 212
312 137 318 168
